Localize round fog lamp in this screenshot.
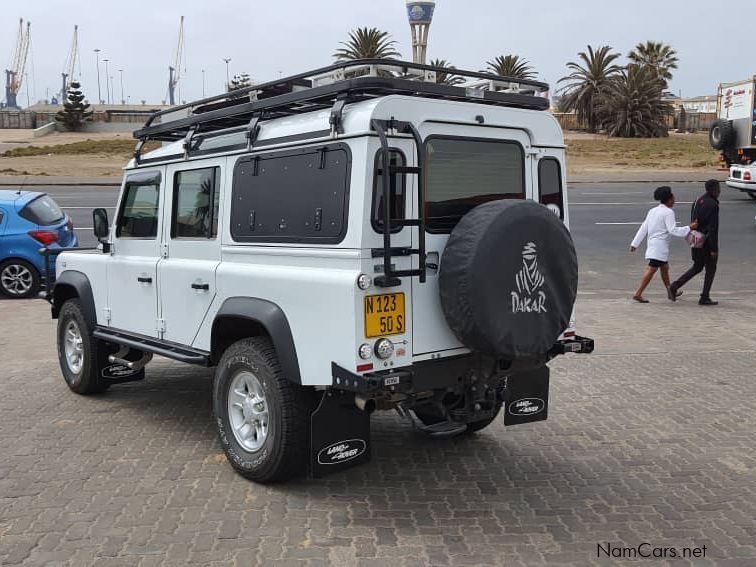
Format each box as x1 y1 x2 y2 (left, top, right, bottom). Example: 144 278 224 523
358 343 373 360
357 273 372 290
374 338 395 359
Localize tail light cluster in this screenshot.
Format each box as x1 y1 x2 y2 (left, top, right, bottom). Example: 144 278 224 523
28 230 60 246
744 171 752 181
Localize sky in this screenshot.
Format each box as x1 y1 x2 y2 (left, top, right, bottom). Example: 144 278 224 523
2 0 750 107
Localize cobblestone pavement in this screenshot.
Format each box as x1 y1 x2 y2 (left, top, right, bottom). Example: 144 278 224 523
1 298 755 566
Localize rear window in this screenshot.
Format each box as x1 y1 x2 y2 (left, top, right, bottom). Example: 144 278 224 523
19 195 65 226
425 137 524 233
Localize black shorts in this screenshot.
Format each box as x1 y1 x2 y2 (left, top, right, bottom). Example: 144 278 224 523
648 259 668 268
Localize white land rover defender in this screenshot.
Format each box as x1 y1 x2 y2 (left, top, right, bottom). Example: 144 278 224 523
44 61 593 483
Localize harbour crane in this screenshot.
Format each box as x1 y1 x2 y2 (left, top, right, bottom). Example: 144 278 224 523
59 25 79 104
167 16 185 105
4 19 31 109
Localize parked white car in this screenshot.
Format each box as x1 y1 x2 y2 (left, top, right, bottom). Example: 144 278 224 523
726 164 756 200
44 60 593 483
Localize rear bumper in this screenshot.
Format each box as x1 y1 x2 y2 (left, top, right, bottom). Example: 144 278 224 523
726 179 756 192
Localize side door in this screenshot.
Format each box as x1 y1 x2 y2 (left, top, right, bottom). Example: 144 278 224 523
411 124 532 356
107 169 163 337
158 160 224 346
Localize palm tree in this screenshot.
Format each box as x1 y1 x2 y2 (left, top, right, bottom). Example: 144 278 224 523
485 55 536 80
598 64 672 138
334 27 401 61
429 59 465 86
628 41 678 85
558 45 623 132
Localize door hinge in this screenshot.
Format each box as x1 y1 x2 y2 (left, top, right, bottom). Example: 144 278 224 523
103 307 111 325
157 318 166 337
161 243 169 259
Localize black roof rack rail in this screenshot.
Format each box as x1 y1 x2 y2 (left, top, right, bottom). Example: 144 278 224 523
132 59 550 156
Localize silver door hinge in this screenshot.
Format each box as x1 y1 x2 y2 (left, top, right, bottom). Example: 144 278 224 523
161 243 169 259
157 318 166 337
104 308 111 324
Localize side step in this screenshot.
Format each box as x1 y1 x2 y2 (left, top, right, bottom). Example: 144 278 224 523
93 327 211 366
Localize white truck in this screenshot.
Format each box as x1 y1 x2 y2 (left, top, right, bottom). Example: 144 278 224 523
42 60 594 483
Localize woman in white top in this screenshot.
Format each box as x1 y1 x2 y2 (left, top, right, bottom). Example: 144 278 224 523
630 186 698 303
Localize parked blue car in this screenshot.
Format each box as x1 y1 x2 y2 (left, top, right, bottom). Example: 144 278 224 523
0 190 78 298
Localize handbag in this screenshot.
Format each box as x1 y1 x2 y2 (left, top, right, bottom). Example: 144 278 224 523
686 198 706 248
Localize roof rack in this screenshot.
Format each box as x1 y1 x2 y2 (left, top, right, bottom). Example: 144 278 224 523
132 59 550 158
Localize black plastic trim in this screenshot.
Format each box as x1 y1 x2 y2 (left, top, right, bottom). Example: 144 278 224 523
51 270 96 324
212 297 301 384
93 327 210 365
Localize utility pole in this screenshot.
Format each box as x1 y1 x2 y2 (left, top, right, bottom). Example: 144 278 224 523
406 1 436 65
119 69 124 104
93 49 102 104
201 69 206 97
223 58 231 91
103 59 110 104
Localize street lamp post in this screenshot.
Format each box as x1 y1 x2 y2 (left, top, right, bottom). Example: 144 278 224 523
202 69 206 97
406 1 436 65
118 69 124 104
93 49 102 104
223 58 231 91
102 59 110 104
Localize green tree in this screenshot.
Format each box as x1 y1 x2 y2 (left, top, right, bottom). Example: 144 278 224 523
558 45 623 132
55 81 93 131
429 59 465 86
334 27 401 61
598 64 672 138
485 55 536 80
628 41 678 85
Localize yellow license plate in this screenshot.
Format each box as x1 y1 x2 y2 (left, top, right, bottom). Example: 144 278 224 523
364 293 406 338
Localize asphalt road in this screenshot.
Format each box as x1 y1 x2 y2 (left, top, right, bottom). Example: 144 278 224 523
28 181 756 298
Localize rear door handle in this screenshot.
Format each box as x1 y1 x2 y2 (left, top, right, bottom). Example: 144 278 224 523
191 283 210 291
137 276 153 284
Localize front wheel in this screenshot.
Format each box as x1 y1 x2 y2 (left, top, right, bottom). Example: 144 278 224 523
0 259 40 299
57 299 110 394
213 337 316 483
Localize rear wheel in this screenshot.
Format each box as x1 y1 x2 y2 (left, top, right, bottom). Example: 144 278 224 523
213 337 316 483
57 299 110 395
0 259 40 299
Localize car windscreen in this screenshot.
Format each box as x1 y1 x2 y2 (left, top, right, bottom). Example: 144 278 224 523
19 195 65 226
425 137 525 233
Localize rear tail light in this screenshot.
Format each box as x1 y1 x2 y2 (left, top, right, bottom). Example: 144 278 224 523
745 171 752 181
28 230 60 246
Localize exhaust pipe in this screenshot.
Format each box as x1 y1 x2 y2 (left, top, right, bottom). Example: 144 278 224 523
355 396 376 414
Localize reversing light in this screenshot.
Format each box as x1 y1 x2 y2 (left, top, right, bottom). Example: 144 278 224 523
357 273 372 290
374 338 395 359
358 343 372 360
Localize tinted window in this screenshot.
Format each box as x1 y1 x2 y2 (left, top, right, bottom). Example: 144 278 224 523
116 181 160 238
19 195 65 225
425 138 524 233
231 145 350 243
538 158 564 220
372 149 406 233
172 167 220 238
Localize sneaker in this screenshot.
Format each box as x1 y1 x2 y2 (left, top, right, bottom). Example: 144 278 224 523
698 298 718 306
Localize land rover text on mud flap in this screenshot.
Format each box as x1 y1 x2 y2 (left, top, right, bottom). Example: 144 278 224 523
44 60 594 483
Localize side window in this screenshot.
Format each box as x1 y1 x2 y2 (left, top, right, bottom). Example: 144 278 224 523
231 145 350 243
372 149 406 233
0 209 4 225
538 158 564 220
116 180 161 238
172 167 220 239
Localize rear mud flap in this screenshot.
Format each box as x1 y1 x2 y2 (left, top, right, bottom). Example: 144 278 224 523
310 390 371 478
503 365 550 426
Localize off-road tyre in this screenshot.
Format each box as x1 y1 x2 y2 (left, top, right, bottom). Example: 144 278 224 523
0 259 40 299
709 119 734 151
57 299 110 395
213 337 316 483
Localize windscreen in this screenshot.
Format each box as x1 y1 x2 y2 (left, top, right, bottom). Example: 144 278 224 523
425 138 525 233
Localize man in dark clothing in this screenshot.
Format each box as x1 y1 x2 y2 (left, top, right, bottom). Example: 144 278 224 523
670 179 720 305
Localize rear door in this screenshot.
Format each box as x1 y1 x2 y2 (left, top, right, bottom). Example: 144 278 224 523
411 124 532 356
157 159 224 346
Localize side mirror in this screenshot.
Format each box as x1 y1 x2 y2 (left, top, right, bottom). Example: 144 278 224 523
92 208 111 252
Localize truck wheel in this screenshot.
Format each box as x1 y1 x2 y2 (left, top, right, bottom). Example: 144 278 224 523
57 299 110 395
709 119 734 150
0 259 40 299
213 337 314 483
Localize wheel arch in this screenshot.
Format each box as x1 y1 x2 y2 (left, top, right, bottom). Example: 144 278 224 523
211 297 301 384
52 270 96 326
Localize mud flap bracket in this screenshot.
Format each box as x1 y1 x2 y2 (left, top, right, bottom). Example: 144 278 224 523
310 390 371 478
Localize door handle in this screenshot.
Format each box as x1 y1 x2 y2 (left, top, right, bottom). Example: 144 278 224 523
137 276 153 284
191 282 210 291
